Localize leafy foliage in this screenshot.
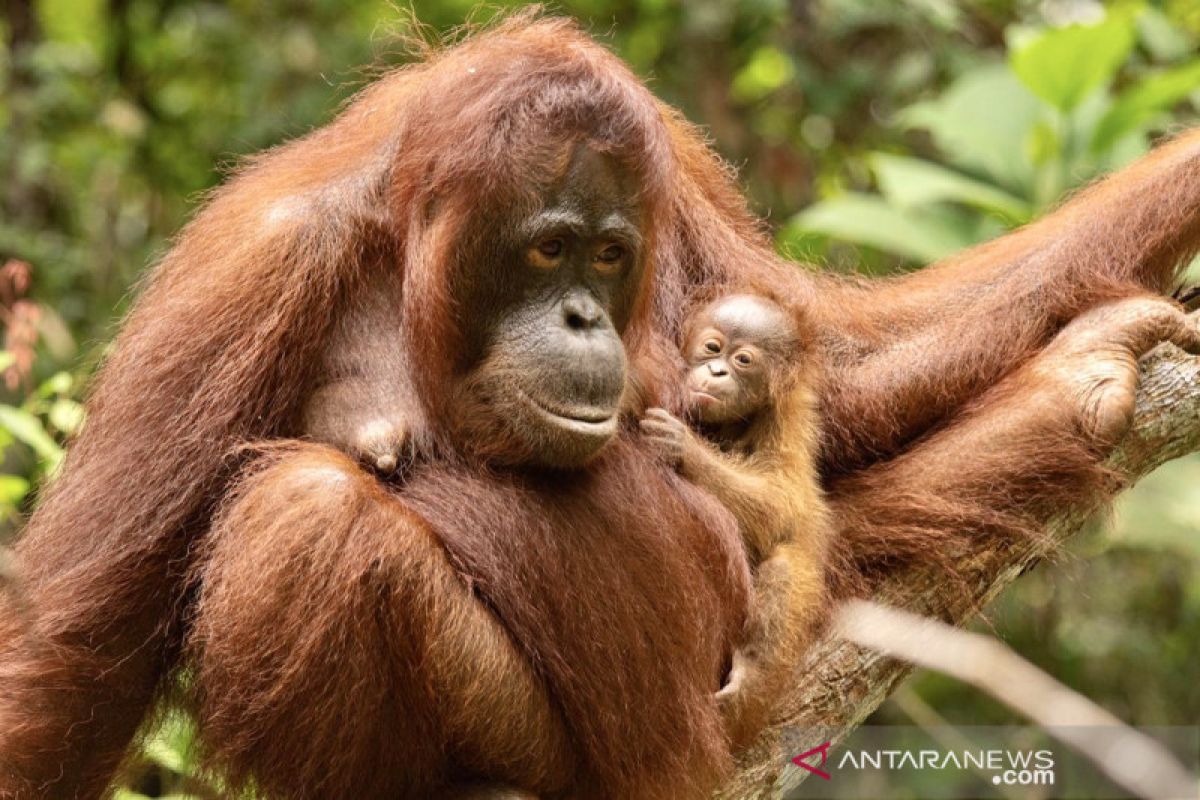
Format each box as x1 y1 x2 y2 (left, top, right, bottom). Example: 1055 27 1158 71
787 3 1200 262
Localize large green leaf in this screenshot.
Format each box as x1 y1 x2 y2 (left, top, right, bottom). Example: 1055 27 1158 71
899 64 1041 193
1009 12 1137 112
788 194 978 264
1092 60 1200 152
869 153 1033 222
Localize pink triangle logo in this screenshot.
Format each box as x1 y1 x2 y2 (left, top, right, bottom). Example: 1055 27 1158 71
791 741 833 780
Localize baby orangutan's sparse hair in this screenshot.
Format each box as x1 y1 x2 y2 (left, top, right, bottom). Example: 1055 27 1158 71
641 293 831 748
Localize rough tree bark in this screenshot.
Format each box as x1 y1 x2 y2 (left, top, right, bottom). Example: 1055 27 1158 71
719 342 1200 798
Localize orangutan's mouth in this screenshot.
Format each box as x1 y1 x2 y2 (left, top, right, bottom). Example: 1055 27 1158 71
517 389 618 434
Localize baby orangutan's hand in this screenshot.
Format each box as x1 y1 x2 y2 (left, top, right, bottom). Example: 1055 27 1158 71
639 407 691 467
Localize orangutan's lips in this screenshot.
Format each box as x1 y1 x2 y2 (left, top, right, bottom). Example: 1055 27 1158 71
691 389 720 404
517 389 618 431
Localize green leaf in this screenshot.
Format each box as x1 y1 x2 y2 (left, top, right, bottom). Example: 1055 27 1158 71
869 153 1033 222
0 475 30 506
0 352 15 373
1136 7 1193 61
731 47 795 102
111 791 154 800
36 371 73 399
1009 12 1137 112
48 399 85 436
1025 119 1061 166
1092 61 1200 152
0 405 62 463
899 65 1041 193
142 711 198 775
788 194 980 264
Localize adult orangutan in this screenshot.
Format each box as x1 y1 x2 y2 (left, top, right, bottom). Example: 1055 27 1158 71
4 11 1200 800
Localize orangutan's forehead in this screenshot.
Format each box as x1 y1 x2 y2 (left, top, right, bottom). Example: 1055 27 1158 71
515 143 643 246
704 295 793 345
548 144 640 212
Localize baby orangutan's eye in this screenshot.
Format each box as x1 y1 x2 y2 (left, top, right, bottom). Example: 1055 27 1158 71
704 339 721 354
538 239 564 258
733 351 754 367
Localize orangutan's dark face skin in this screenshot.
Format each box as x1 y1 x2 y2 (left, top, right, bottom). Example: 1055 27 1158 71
684 295 793 426
456 145 645 468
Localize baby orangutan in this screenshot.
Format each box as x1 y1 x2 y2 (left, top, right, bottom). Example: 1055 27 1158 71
640 294 831 746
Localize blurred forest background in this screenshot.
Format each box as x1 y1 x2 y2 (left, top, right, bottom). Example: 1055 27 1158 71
2 0 1200 796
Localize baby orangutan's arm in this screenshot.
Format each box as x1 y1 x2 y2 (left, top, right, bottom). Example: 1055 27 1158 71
640 408 786 563
641 407 830 749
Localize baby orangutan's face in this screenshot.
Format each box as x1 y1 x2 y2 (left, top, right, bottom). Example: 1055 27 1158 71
683 295 794 425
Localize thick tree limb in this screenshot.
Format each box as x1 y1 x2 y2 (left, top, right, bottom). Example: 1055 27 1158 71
719 343 1200 798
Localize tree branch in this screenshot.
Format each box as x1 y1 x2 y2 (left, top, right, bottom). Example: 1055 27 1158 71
719 343 1200 798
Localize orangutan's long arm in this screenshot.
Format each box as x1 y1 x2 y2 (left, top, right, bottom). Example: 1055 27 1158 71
0 75 416 799
827 295 1200 574
811 130 1200 474
187 443 574 798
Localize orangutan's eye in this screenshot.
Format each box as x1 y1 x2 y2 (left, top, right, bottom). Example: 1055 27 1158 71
529 238 565 269
733 351 754 367
594 244 625 272
704 339 721 354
